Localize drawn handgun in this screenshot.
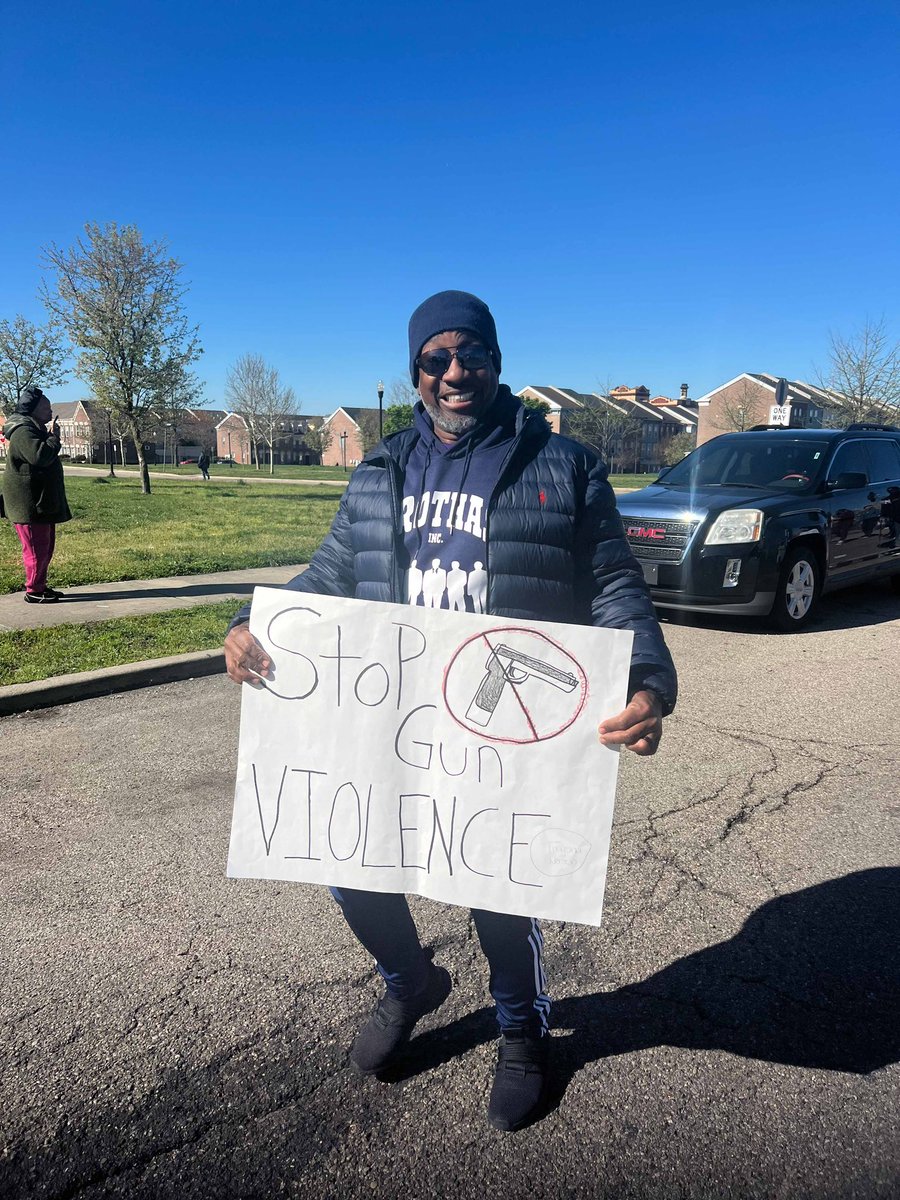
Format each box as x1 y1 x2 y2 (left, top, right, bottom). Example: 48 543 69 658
465 644 578 727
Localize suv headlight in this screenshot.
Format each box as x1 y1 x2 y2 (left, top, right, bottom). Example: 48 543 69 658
704 509 764 545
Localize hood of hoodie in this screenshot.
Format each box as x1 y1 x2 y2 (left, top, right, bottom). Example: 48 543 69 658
2 413 42 441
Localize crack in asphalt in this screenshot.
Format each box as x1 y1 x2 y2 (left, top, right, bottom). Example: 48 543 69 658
607 725 874 944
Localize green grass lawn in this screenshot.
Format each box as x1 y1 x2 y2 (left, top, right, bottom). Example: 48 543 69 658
110 462 351 481
611 473 657 489
1 470 657 595
0 476 342 594
0 601 242 685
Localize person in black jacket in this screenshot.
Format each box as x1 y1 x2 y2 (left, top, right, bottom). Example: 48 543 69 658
224 291 677 1132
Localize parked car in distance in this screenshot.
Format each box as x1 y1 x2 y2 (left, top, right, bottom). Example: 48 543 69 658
178 457 199 466
616 423 900 629
215 456 236 465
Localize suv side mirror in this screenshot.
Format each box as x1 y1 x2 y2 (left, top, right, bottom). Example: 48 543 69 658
656 465 672 479
829 471 868 491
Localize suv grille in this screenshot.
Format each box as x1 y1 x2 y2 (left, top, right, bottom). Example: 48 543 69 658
623 517 699 562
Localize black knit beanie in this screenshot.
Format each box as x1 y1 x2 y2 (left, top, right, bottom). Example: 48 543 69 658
408 290 501 385
15 386 47 416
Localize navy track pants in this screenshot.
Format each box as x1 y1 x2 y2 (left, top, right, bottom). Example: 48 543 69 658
331 887 550 1035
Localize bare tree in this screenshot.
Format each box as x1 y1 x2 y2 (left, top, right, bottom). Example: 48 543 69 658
568 393 643 471
817 317 900 427
303 418 334 464
388 377 418 407
224 353 297 473
224 354 265 468
42 222 203 494
715 377 767 432
0 314 69 411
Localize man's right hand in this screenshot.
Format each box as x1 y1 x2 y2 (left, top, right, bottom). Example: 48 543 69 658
224 622 272 688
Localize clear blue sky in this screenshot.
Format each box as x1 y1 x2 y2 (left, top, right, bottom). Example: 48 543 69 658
2 0 898 415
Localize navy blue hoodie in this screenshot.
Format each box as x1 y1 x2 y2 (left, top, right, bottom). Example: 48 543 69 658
401 389 520 613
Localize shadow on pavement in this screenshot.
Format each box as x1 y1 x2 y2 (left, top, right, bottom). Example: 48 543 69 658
3 870 896 1195
393 868 900 1098
659 579 899 635
58 582 258 602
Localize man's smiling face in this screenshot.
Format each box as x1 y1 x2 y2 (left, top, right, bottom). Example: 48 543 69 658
416 330 500 444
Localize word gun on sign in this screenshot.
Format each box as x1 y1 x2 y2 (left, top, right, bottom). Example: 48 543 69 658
466 644 578 727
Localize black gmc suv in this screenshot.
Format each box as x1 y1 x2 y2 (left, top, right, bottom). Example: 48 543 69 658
616 424 900 630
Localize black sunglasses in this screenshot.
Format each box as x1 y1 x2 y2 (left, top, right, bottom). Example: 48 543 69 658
416 345 492 377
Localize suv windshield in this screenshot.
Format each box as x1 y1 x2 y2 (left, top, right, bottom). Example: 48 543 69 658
661 437 830 489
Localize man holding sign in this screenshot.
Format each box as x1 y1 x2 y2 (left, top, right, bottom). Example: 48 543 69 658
224 291 677 1131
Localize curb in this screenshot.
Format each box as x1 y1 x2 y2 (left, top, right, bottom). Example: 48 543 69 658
0 649 226 717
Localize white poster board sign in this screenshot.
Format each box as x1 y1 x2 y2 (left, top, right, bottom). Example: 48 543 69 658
227 588 633 926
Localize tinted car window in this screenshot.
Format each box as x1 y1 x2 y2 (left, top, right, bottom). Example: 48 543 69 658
662 438 829 488
828 441 870 484
865 438 900 483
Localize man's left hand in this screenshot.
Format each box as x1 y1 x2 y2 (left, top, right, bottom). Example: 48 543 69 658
598 689 664 756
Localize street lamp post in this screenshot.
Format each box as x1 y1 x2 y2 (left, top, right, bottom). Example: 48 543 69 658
377 379 385 440
106 411 115 477
340 429 348 471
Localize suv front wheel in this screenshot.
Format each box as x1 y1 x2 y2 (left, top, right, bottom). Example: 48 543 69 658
769 546 821 631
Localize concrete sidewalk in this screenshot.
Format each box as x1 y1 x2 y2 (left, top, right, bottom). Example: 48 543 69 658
0 564 305 631
0 564 306 717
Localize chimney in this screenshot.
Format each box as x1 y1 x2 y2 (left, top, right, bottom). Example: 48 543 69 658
680 383 688 401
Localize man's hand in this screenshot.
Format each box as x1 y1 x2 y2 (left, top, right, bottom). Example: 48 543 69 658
224 622 272 688
49 415 60 437
598 689 664 756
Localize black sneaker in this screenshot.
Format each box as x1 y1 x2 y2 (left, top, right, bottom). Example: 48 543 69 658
349 959 452 1076
43 587 65 599
487 1031 550 1132
24 591 59 604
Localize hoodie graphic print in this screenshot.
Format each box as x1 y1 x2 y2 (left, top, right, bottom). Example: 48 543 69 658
401 394 518 613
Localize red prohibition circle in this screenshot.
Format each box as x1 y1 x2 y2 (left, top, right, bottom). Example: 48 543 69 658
442 626 589 744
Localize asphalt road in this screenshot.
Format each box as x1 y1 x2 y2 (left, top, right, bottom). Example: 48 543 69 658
2 582 899 1199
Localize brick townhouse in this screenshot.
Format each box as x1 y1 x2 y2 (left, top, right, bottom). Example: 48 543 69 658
518 384 699 471
693 374 832 446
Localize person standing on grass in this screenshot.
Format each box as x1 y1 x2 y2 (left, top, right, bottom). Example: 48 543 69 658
1 386 71 604
198 451 211 481
224 290 677 1132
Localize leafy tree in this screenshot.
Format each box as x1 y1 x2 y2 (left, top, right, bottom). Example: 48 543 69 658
662 431 695 465
357 411 381 455
520 393 552 417
0 314 69 411
384 403 414 434
380 376 417 435
303 418 334 464
817 317 900 427
42 222 202 494
225 353 297 473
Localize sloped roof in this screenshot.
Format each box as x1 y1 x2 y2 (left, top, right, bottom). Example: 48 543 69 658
324 406 381 427
695 373 841 408
518 387 588 411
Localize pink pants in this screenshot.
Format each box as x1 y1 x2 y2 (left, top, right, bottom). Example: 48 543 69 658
14 523 56 594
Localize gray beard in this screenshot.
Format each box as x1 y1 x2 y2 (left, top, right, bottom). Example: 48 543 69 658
423 401 480 436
